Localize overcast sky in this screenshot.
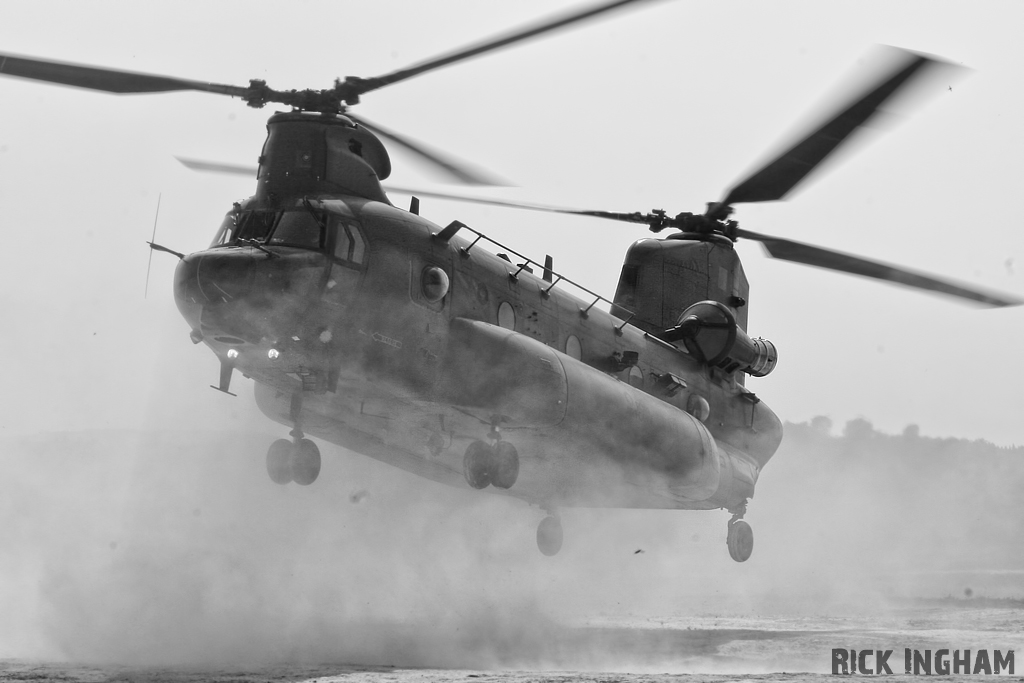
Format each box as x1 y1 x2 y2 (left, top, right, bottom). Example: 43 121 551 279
0 0 1021 445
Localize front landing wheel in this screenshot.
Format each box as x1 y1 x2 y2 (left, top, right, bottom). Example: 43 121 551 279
727 520 753 562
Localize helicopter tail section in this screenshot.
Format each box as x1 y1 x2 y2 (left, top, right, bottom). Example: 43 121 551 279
612 236 750 335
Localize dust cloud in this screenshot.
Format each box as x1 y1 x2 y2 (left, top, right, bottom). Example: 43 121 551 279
0 413 1021 670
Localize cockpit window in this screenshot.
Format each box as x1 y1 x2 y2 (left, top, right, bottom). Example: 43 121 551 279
236 211 277 242
268 211 324 249
217 209 328 251
210 211 239 247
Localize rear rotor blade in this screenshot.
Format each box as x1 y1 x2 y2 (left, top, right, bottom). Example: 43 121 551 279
383 185 654 224
349 0 653 97
735 228 1021 307
348 114 507 185
718 49 944 209
0 52 248 97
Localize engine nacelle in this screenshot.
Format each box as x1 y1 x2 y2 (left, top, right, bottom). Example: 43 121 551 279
664 300 778 377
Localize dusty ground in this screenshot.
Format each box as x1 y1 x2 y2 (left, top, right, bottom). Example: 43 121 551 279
0 664 1014 683
2 432 1022 682
1 601 1020 682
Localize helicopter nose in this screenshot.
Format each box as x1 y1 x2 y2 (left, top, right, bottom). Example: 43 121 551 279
174 247 329 345
174 249 259 305
173 250 260 341
174 253 201 306
196 250 257 303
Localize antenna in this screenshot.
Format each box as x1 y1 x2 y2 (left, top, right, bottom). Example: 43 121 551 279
144 193 162 299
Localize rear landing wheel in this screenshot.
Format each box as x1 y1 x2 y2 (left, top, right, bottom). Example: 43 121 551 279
727 520 753 562
537 515 563 556
266 439 293 485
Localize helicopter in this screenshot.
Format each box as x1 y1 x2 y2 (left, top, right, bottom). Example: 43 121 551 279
1 0 1018 561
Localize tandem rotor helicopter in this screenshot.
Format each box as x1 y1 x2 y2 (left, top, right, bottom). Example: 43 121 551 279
1 0 1018 560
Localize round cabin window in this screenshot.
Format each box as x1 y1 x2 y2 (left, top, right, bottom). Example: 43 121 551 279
686 394 711 422
421 266 450 302
565 335 582 360
498 301 516 330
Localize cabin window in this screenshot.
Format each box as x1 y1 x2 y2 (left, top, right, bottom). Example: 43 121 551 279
333 217 366 264
410 256 448 312
322 217 366 308
565 335 582 360
627 366 643 389
686 394 711 422
421 267 450 303
498 301 516 330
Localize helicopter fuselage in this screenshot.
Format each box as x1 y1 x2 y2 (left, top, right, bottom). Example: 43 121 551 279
173 194 782 512
4 9 1009 560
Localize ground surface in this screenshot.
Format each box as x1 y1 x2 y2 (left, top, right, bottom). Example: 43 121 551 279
2 602 1020 682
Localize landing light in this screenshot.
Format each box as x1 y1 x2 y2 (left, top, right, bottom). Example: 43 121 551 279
226 348 240 360
268 348 281 360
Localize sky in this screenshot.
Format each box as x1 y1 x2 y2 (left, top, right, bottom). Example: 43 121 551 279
0 0 1022 446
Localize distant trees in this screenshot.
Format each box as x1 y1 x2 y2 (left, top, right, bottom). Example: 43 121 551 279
842 417 875 440
810 415 833 435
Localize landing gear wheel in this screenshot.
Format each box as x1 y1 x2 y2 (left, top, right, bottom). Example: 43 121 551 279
491 442 519 489
266 439 293 485
537 515 563 556
292 438 321 486
463 440 493 489
727 520 754 562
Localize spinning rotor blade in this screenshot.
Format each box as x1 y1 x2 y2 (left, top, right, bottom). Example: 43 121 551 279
384 186 1021 307
383 186 650 224
178 124 508 187
717 49 944 210
349 0 652 97
1 0 661 109
1 2 662 183
0 52 248 97
735 228 1021 307
347 114 506 186
176 157 256 176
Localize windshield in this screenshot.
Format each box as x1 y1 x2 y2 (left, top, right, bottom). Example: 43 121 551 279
213 209 327 250
268 211 324 249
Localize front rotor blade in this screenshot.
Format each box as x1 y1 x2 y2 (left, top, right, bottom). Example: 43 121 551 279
349 114 507 186
736 228 1021 307
176 157 257 176
719 49 942 208
0 52 248 97
350 0 652 96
